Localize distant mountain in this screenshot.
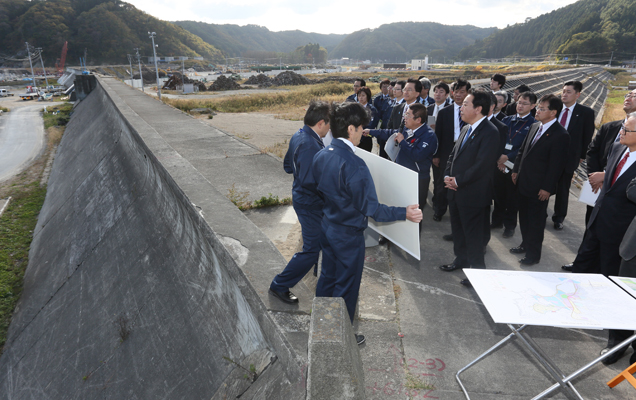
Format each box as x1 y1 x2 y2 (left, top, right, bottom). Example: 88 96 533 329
0 0 223 65
327 22 497 62
172 21 347 57
458 0 636 60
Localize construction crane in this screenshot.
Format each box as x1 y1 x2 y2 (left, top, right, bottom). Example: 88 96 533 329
55 41 68 76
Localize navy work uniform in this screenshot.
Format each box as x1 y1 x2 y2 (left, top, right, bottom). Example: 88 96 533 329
368 123 438 223
312 138 407 323
270 125 325 293
492 113 536 230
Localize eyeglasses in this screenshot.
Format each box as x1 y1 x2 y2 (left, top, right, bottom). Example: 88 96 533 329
403 88 415 92
621 124 636 133
626 94 636 100
536 107 548 112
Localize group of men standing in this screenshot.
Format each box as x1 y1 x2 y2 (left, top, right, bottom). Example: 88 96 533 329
268 72 636 361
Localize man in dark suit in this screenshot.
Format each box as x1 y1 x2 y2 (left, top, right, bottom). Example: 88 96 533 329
506 84 531 116
561 89 636 271
346 78 365 102
373 79 392 128
427 82 452 123
602 177 636 365
438 90 500 286
510 94 570 265
432 79 471 221
493 91 509 121
571 113 636 364
386 80 407 130
552 81 595 230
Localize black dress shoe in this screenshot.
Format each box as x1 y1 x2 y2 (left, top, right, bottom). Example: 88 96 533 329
490 222 503 229
460 278 472 288
601 346 628 365
355 334 366 346
554 222 564 230
378 236 388 245
433 213 442 222
268 288 299 304
510 246 526 254
519 257 539 266
561 263 573 272
502 228 515 238
442 233 454 241
630 351 636 365
439 263 460 272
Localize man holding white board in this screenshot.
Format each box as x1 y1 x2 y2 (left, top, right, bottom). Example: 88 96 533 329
312 102 422 345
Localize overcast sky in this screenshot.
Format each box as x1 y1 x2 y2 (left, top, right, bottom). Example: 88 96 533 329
125 0 579 35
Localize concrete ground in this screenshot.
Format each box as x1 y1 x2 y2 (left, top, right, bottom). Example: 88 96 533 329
247 185 636 400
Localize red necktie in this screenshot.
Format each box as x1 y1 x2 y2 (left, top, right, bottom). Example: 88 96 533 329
560 108 569 127
612 152 630 186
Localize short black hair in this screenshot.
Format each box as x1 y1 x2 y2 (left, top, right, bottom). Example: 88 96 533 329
491 73 506 88
390 80 397 87
354 77 366 87
304 100 331 126
564 80 583 93
409 103 427 124
519 91 538 104
516 84 531 93
406 78 422 94
539 94 563 116
358 86 372 103
494 90 509 104
380 79 391 88
471 89 491 117
329 102 370 139
395 80 407 90
433 81 450 94
455 79 471 92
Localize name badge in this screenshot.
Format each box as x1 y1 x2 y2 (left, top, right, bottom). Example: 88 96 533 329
505 143 513 150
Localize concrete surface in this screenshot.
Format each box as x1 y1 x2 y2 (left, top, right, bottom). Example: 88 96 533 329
308 297 365 400
0 78 304 398
0 103 46 183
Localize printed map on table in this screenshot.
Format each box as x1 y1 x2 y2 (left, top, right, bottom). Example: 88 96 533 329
610 276 636 299
464 270 636 330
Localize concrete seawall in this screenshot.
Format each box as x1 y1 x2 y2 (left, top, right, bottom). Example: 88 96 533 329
0 80 305 398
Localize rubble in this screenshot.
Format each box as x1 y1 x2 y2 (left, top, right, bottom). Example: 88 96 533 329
209 75 241 91
244 74 273 87
271 71 311 86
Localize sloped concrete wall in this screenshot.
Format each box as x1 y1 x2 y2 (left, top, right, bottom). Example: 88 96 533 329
0 82 304 399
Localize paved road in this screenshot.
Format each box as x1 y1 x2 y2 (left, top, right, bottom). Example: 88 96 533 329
0 102 47 182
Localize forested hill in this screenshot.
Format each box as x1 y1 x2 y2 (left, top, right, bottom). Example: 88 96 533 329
172 21 347 57
328 22 497 62
0 0 223 65
458 0 636 60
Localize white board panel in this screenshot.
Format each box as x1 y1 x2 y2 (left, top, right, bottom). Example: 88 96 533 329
356 150 420 260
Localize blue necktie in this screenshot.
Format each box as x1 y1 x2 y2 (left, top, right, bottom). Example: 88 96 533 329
460 127 472 150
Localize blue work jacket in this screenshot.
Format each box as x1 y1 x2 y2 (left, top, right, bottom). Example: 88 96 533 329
283 125 325 210
501 113 536 163
368 124 438 179
312 139 406 232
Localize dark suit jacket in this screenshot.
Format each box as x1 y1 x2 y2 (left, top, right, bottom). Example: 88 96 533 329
589 143 636 245
562 103 595 173
513 121 570 198
444 118 500 207
387 102 406 130
434 102 461 166
619 178 636 261
490 116 508 156
494 111 507 121
586 119 622 174
427 99 452 116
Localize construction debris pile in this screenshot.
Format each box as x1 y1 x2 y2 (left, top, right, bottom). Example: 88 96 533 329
209 75 241 91
244 74 273 87
312 76 359 84
271 71 311 86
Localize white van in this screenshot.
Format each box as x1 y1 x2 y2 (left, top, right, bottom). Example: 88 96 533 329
0 89 8 97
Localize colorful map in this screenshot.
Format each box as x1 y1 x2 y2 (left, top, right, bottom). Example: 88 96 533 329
464 270 636 330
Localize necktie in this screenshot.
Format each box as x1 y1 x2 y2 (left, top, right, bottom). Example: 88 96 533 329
531 126 544 146
611 152 630 186
460 126 473 150
560 108 569 127
458 111 466 129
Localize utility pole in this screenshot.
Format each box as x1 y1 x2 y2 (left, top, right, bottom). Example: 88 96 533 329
135 48 144 92
84 48 88 71
25 42 37 91
576 54 579 66
36 47 49 87
127 54 134 81
149 32 161 99
609 51 614 67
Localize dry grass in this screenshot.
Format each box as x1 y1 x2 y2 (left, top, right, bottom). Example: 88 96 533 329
260 141 288 159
